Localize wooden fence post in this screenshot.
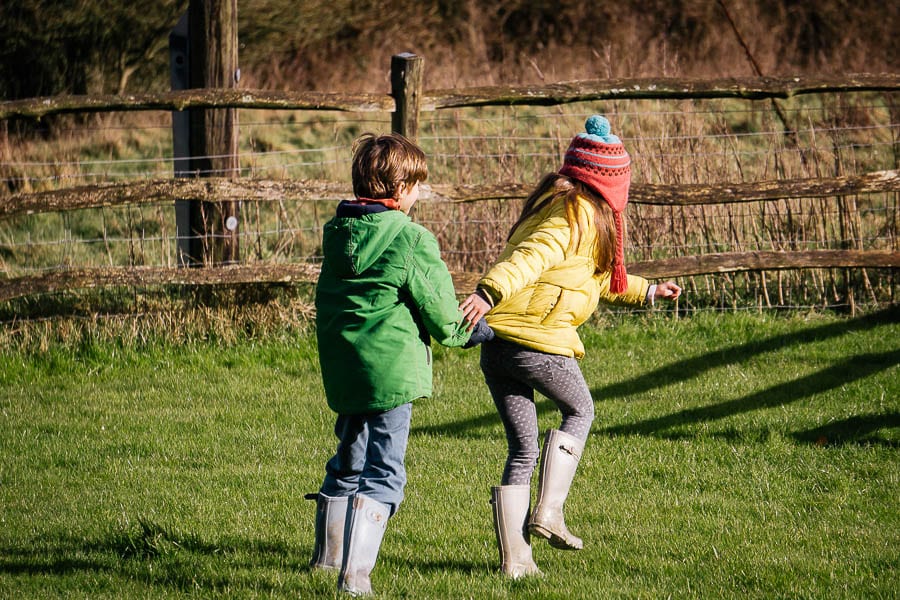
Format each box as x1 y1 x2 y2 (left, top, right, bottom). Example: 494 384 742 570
187 0 240 265
391 53 423 141
169 13 193 267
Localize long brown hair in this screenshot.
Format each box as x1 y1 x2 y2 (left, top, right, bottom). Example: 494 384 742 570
508 173 618 274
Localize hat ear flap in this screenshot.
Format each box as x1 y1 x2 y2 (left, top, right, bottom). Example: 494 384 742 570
609 213 627 294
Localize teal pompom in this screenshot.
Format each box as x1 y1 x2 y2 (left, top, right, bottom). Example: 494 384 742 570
580 115 620 144
585 115 610 137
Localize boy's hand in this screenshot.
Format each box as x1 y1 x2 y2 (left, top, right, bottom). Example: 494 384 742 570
460 292 491 332
654 281 682 301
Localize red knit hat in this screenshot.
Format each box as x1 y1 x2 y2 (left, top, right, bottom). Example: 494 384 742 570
558 115 631 293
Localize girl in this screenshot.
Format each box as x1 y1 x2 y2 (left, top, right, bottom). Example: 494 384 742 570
460 115 681 578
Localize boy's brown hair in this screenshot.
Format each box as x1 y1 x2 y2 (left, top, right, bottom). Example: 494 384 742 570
351 133 428 200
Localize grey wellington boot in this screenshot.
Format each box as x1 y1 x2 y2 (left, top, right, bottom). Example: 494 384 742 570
337 494 390 596
310 493 349 570
491 485 542 579
528 429 585 550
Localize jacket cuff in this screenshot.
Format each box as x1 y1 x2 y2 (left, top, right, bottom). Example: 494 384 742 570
475 286 497 307
646 284 657 306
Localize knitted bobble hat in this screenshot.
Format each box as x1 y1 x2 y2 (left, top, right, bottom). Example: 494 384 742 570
558 115 631 293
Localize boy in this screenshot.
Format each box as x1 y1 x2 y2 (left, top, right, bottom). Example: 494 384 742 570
311 132 492 595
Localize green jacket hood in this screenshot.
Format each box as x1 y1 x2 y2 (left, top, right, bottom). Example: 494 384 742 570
316 208 473 415
322 210 408 277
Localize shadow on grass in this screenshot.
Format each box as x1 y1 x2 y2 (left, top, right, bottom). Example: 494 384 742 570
791 411 900 447
0 521 313 593
413 307 899 440
590 306 898 402
0 521 490 593
390 556 485 575
600 348 900 438
411 395 555 439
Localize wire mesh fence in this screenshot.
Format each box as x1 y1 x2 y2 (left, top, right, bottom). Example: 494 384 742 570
1 91 898 314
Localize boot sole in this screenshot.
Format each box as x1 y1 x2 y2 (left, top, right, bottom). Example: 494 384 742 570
528 523 583 550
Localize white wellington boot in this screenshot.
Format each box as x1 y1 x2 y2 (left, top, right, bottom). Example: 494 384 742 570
491 485 542 578
309 493 349 570
528 429 585 550
338 494 390 596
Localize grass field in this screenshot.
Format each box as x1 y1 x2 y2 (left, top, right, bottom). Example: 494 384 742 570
1 309 898 598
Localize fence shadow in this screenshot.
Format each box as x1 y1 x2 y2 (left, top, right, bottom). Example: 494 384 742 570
590 306 898 402
412 307 898 439
791 411 900 447
0 522 491 592
600 348 899 438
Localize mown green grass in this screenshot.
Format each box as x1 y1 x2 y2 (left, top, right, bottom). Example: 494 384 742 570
1 309 898 598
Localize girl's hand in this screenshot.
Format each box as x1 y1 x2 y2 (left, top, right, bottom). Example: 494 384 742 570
654 281 682 301
460 292 492 331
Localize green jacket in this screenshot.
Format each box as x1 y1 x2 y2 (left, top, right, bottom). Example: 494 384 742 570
315 208 471 414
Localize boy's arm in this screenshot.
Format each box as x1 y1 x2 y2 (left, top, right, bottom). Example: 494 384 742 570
405 229 471 348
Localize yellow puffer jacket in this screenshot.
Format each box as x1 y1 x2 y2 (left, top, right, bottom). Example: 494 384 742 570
479 193 649 359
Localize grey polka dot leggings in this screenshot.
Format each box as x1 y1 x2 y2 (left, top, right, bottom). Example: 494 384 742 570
480 337 595 486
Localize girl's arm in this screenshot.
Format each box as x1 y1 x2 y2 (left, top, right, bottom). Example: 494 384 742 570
596 274 682 308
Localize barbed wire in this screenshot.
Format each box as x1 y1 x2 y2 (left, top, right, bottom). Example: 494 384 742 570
4 109 895 171
6 145 346 168
32 101 874 137
3 232 892 275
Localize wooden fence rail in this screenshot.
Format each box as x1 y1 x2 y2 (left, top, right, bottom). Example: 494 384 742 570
0 265 319 304
4 171 898 220
2 74 899 121
3 250 898 305
2 169 898 302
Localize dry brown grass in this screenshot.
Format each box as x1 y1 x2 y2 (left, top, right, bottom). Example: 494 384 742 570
0 284 317 351
239 0 898 93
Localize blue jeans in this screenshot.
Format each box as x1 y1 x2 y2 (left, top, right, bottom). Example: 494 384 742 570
319 402 412 516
